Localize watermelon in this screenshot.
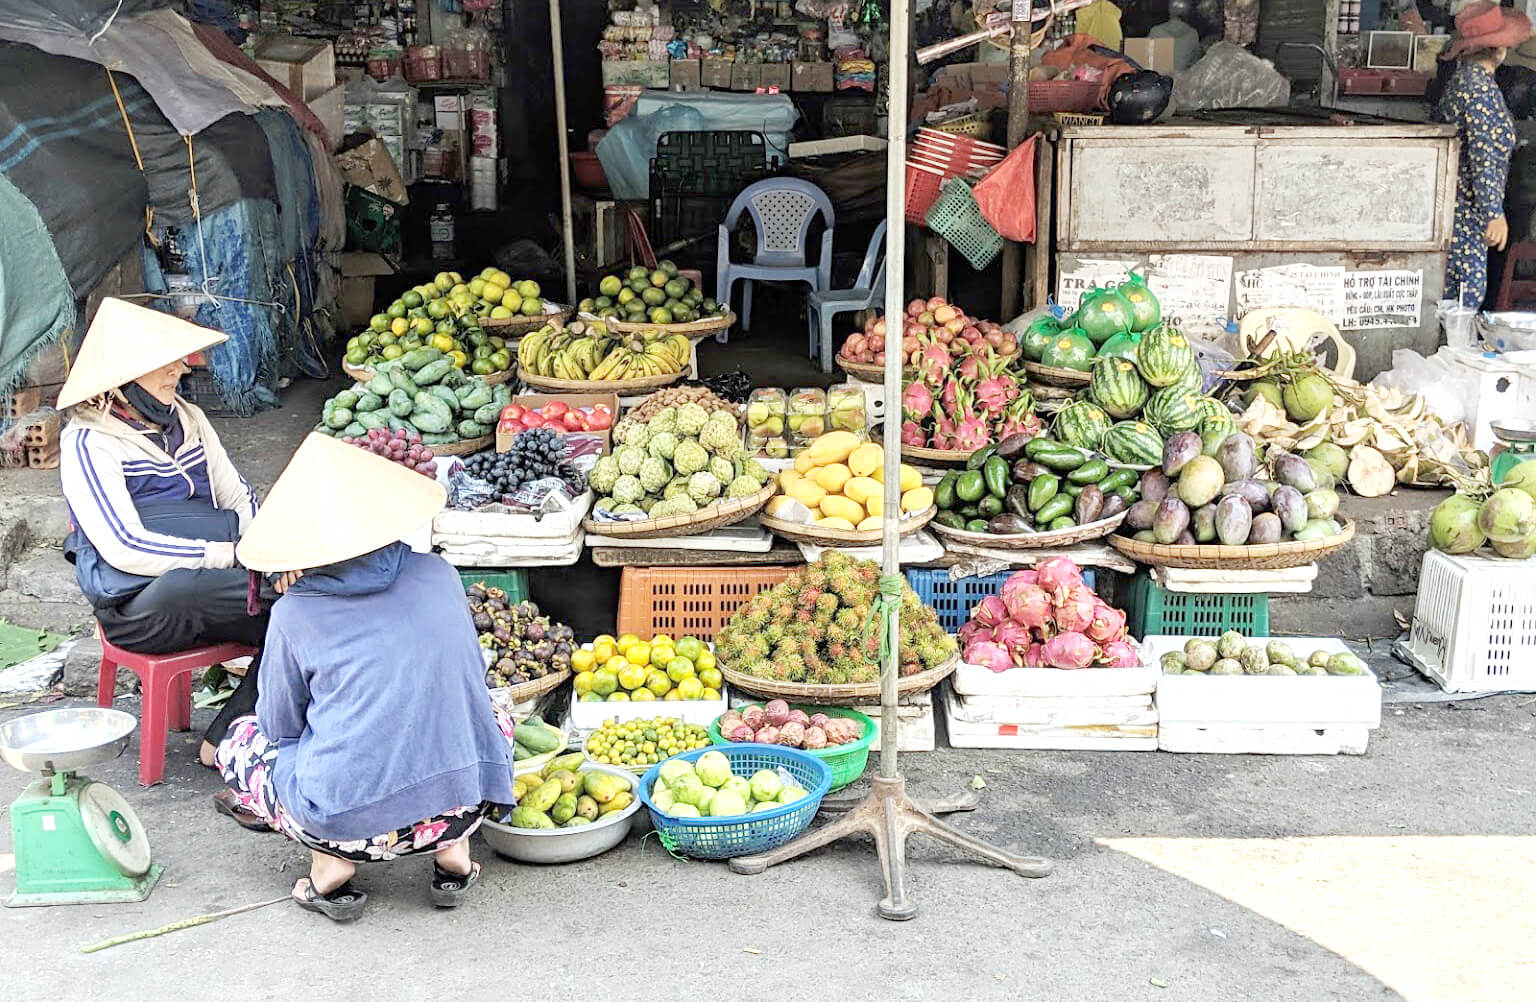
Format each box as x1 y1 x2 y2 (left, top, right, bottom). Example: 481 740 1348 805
1053 400 1115 451
1136 324 1197 387
1117 270 1161 332
1089 356 1149 419
1021 316 1060 362
1076 287 1135 345
1098 330 1142 362
1103 421 1165 466
1197 410 1237 456
1041 328 1096 371
1195 396 1229 422
1168 358 1205 395
1141 386 1205 435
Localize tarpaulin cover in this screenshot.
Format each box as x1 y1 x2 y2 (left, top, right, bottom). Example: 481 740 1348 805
255 109 328 379
191 20 327 145
135 110 276 226
0 172 75 391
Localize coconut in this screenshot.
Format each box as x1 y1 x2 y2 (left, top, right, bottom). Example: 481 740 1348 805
1476 488 1536 544
1429 493 1486 554
1499 459 1536 502
1282 372 1333 422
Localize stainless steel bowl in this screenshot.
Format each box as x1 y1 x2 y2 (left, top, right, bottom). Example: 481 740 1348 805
1491 419 1536 443
0 708 138 773
479 763 641 864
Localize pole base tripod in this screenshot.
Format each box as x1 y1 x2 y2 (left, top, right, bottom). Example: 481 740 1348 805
729 775 1052 921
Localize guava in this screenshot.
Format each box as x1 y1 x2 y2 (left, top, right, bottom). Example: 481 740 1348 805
694 750 733 789
668 803 700 818
749 769 783 803
707 790 748 817
777 786 809 805
659 759 695 789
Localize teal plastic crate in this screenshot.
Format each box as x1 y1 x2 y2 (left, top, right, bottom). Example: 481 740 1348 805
1125 571 1268 638
457 569 530 605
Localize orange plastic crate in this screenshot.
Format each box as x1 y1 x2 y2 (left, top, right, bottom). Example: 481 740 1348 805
616 566 796 641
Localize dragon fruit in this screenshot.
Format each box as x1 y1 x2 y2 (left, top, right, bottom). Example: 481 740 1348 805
901 381 934 422
971 594 1008 631
929 403 957 450
1084 600 1127 644
1001 578 1052 632
950 383 991 451
940 376 962 415
1036 557 1085 602
1022 642 1046 667
917 341 952 385
901 420 927 447
957 620 993 647
1042 631 1096 669
964 640 1013 673
956 354 984 382
1052 583 1097 634
996 395 1043 441
1098 640 1139 668
974 361 1019 418
991 621 1033 663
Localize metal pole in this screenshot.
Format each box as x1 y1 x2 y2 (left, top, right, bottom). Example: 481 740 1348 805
878 0 910 782
999 1 1034 318
549 0 578 306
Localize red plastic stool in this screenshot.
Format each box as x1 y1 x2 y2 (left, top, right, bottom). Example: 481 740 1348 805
95 629 258 786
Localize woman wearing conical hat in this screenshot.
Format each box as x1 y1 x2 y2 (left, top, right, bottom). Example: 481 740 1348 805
214 434 516 921
58 299 283 778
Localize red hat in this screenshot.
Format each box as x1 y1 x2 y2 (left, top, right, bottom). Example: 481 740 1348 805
1442 1 1533 60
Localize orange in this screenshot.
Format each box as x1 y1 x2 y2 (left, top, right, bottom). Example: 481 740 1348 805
677 677 704 700
675 636 703 660
625 643 651 667
591 669 618 697
571 649 596 672
603 655 629 676
646 670 672 698
663 689 683 701
606 691 630 702
700 687 720 701
651 633 674 649
648 644 675 669
695 650 717 672
615 633 641 654
666 657 696 684
617 663 647 691
698 666 723 691
591 639 616 663
631 688 657 702
573 670 596 695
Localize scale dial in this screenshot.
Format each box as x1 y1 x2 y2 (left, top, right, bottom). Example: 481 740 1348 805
78 781 152 877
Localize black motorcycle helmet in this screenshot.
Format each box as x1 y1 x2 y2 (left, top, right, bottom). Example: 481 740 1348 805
1108 69 1173 124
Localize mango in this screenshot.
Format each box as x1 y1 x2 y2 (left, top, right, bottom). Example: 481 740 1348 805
871 464 920 491
793 451 818 474
785 479 827 509
583 771 623 804
842 476 882 506
806 430 861 465
816 516 856 530
547 768 581 794
819 494 865 524
551 791 579 825
778 469 802 491
901 486 935 513
764 495 812 520
523 778 562 812
812 463 853 494
575 794 599 820
599 790 635 815
512 776 533 802
510 805 556 829
847 442 883 478
864 492 884 518
857 515 883 531
561 816 593 828
545 752 585 776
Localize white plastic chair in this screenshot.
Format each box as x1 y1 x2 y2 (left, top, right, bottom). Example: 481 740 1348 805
1238 307 1357 381
806 221 887 373
715 178 835 342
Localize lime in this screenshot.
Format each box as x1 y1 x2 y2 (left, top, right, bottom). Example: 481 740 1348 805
401 290 423 309
471 358 495 376
599 275 622 297
386 302 408 319
369 313 390 332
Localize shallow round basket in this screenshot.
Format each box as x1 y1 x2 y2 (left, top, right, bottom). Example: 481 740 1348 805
720 653 959 702
834 357 888 382
868 425 974 466
757 506 936 546
342 361 514 387
430 434 494 457
480 304 572 331
517 365 684 394
488 668 571 713
589 311 735 337
480 763 640 864
1023 360 1092 387
708 705 875 792
929 510 1127 549
638 744 832 860
582 481 775 540
1109 518 1357 570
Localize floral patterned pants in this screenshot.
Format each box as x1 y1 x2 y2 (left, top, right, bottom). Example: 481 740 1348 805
216 707 517 862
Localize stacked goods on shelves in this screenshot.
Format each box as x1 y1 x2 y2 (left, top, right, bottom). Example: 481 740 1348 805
1428 461 1536 559
838 297 1017 371
713 551 957 687
947 561 1157 750
467 584 577 689
579 263 729 326
762 433 932 532
573 632 723 704
518 320 691 382
1143 632 1382 755
586 716 712 770
931 436 1140 537
587 403 772 520
502 753 636 829
645 750 812 820
316 358 512 446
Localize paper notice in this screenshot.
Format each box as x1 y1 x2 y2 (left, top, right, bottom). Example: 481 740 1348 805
1234 264 1346 320
1339 269 1423 330
1055 258 1138 313
1146 254 1233 329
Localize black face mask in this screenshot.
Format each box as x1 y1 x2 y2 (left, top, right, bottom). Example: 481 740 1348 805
120 381 178 431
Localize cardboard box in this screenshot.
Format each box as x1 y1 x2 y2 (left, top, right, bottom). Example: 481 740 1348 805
1123 37 1175 74
253 36 336 99
730 63 762 91
601 60 669 87
339 253 395 328
497 393 620 453
433 94 463 130
760 63 791 91
792 60 835 92
702 57 733 88
335 137 409 204
669 58 701 91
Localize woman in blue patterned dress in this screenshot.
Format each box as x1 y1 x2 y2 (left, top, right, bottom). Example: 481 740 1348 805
1435 2 1532 308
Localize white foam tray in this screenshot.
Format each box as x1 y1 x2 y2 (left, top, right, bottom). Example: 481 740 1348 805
585 524 773 551
951 660 1160 699
433 490 593 541
943 688 1158 750
1143 635 1382 729
1157 723 1371 756
568 686 728 733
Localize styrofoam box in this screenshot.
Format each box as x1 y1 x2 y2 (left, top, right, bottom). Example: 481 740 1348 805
951 660 1159 699
433 491 592 542
1157 724 1370 756
944 687 1158 750
1405 550 1536 694
569 685 727 732
1144 635 1382 728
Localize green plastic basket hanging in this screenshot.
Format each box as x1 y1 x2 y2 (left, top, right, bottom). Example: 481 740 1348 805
924 177 1005 270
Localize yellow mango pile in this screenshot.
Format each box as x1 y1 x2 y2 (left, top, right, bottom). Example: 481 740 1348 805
766 431 934 531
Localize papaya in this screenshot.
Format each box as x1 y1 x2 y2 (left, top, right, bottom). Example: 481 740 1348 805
582 771 622 804
523 778 563 813
575 794 599 820
546 768 582 795
509 806 555 829
516 720 563 755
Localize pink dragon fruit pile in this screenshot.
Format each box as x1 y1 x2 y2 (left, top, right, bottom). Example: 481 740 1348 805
957 558 1137 671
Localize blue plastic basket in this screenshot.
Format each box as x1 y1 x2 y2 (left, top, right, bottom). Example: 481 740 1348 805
638 745 832 860
906 567 1098 633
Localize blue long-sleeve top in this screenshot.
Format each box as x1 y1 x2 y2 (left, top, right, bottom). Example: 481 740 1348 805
256 544 515 841
1436 60 1517 229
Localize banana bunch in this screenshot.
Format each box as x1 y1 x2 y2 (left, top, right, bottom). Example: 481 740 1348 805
518 321 691 382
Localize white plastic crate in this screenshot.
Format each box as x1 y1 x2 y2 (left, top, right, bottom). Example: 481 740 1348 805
1405 550 1536 693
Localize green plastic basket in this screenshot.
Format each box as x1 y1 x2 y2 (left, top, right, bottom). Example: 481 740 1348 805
924 177 1004 270
457 569 530 605
1126 571 1269 638
708 704 875 792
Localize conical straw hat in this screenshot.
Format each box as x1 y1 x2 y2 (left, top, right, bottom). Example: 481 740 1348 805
58 298 228 408
236 434 446 573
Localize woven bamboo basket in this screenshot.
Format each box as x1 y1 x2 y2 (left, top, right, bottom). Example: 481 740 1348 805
1108 518 1357 570
431 434 495 457
582 311 735 337
1023 360 1092 387
342 361 513 387
489 668 571 710
929 510 1127 549
480 304 572 331
720 653 959 702
582 482 775 540
757 506 936 546
868 424 976 466
834 357 888 382
517 366 684 394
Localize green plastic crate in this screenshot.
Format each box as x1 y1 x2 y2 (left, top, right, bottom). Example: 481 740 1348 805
1126 571 1268 638
457 569 530 605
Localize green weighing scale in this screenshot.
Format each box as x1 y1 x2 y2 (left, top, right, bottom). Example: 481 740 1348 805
2 707 162 907
1490 420 1536 485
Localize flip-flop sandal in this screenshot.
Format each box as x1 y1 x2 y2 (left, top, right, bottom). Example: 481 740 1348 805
212 791 278 835
430 861 481 908
292 877 367 922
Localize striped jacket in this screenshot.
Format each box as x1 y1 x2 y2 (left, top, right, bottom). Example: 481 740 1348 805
60 399 258 577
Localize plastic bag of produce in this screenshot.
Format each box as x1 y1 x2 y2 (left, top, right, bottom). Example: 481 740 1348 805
1173 42 1288 111
1369 348 1476 430
972 136 1038 242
